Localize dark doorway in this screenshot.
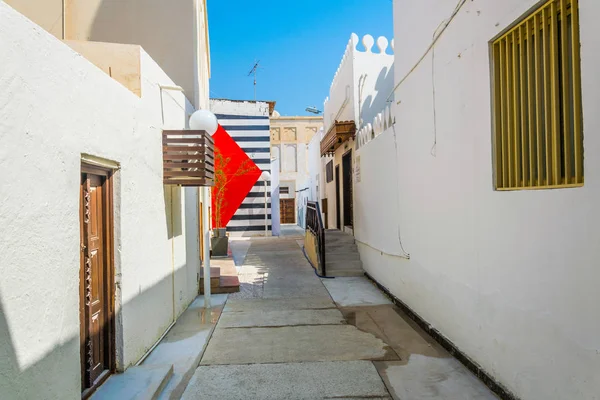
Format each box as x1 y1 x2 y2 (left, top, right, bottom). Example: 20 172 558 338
342 151 353 228
80 165 115 397
335 165 341 229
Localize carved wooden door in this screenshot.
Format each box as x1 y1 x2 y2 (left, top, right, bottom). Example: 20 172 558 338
80 170 113 393
280 198 296 224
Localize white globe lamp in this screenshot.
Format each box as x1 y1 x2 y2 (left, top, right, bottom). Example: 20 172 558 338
189 109 218 135
191 109 218 310
260 171 271 181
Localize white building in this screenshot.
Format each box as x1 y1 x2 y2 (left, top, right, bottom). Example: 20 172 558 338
210 99 275 237
320 33 395 232
270 115 323 228
0 1 211 398
345 0 600 399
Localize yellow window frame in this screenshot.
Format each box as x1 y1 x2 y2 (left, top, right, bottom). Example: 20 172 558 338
492 0 583 190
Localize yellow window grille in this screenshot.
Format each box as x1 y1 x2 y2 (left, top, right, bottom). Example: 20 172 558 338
492 0 583 190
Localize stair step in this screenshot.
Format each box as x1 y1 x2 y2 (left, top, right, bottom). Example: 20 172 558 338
199 275 240 294
324 269 365 277
326 260 363 271
91 364 173 400
199 267 221 288
326 252 361 262
326 243 358 250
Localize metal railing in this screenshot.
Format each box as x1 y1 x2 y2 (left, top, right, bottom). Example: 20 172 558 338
306 201 326 276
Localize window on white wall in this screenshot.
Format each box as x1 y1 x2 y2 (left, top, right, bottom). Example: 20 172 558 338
283 144 297 172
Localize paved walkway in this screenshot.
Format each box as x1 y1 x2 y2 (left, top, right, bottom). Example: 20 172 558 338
181 234 499 400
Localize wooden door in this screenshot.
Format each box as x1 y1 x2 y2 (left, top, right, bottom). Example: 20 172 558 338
342 151 353 228
280 198 295 224
335 166 341 229
80 167 114 395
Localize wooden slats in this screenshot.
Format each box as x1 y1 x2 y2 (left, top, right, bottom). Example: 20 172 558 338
534 13 544 186
492 0 583 190
549 0 561 186
571 0 583 183
162 130 215 187
320 121 356 156
543 7 553 185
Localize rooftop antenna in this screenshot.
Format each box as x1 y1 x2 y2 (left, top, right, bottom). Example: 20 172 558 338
248 60 261 101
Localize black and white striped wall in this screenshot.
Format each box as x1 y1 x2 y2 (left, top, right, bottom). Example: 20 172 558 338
211 99 272 236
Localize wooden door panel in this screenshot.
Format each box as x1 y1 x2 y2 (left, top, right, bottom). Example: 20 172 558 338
280 199 295 224
80 169 113 394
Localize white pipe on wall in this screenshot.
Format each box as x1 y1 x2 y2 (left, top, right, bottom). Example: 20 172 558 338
202 186 211 308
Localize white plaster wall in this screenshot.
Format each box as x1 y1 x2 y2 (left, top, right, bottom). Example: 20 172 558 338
0 5 198 397
324 35 356 130
307 129 323 203
353 39 394 127
211 99 271 116
353 1 600 399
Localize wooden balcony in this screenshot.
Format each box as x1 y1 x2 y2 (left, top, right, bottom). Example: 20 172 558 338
163 130 215 186
320 121 356 156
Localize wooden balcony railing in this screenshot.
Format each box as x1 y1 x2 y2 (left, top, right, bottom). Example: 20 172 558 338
320 120 356 156
163 130 215 186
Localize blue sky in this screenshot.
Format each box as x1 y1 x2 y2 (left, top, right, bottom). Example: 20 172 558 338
207 0 393 116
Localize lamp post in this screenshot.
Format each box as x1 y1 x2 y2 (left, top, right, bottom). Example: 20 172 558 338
189 109 218 308
260 171 271 237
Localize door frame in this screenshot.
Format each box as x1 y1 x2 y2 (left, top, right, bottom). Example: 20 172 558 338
335 165 341 229
80 163 116 398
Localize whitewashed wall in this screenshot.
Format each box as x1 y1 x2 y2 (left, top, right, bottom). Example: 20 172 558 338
0 5 200 397
307 128 324 204
353 1 600 399
322 33 394 229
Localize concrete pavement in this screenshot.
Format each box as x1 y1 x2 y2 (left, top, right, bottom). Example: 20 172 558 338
181 233 499 400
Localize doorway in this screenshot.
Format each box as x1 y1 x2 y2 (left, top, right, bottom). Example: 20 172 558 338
80 165 115 396
335 165 341 229
280 198 296 224
342 151 353 228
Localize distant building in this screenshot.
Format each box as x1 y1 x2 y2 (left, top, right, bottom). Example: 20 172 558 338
210 99 276 236
270 115 324 227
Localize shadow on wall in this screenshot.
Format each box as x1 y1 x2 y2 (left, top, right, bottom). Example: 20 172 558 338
86 0 196 101
164 186 183 239
360 64 395 127
0 256 193 399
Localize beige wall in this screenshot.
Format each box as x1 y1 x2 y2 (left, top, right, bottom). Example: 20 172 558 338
65 40 142 97
65 0 199 106
4 0 210 108
4 0 64 37
271 116 323 183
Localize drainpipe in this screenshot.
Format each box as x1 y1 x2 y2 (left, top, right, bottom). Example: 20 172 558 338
202 187 211 308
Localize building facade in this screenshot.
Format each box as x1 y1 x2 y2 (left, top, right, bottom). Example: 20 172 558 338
211 99 275 236
270 115 323 227
335 0 600 399
321 33 394 232
0 1 211 397
4 0 210 108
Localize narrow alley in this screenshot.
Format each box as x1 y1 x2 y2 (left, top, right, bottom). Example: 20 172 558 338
177 232 498 399
2 1 598 399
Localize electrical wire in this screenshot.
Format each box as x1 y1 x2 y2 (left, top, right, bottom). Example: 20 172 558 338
430 19 447 158
386 0 468 102
391 124 411 259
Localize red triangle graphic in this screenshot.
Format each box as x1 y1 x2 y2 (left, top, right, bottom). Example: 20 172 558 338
211 124 262 228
